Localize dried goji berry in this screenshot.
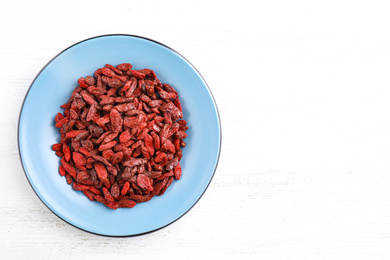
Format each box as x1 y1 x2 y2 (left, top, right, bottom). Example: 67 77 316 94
88 186 102 195
173 98 182 111
88 86 106 96
73 152 87 166
158 88 177 100
174 131 188 139
154 170 174 182
123 158 147 167
116 63 133 71
82 92 96 105
160 101 183 120
119 129 132 143
65 173 73 184
85 75 96 86
86 103 98 122
125 79 138 97
59 165 66 176
136 174 153 191
110 108 123 133
105 64 123 76
102 149 115 161
72 182 90 191
111 152 124 165
107 165 118 176
102 76 124 88
110 182 120 199
81 139 94 151
63 145 71 162
55 150 64 157
94 162 108 181
164 139 176 153
163 83 178 96
94 194 106 204
153 177 169 195
106 200 119 210
66 130 88 138
174 163 182 180
55 117 69 128
102 187 114 203
127 69 146 79
78 77 88 88
91 154 112 167
52 143 62 151
76 170 90 181
98 140 117 151
118 199 136 208
78 147 90 157
121 181 130 195
55 112 64 123
154 152 167 163
62 160 77 178
101 67 116 77
113 74 128 82
144 171 162 179
158 177 174 196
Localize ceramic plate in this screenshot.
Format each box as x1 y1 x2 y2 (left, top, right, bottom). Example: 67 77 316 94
18 34 221 236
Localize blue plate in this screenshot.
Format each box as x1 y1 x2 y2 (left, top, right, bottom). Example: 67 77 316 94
18 34 221 236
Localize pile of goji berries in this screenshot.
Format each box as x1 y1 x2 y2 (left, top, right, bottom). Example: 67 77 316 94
52 63 188 210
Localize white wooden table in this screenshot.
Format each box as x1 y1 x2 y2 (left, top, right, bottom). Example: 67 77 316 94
2 0 390 259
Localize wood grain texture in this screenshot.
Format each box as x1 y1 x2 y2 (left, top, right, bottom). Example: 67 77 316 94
2 0 390 259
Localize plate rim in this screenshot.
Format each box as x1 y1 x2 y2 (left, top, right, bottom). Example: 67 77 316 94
17 34 222 237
